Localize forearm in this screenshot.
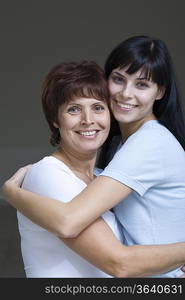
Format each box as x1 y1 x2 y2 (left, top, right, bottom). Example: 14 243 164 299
62 234 185 278
3 182 72 237
60 217 185 278
116 243 185 277
3 176 132 238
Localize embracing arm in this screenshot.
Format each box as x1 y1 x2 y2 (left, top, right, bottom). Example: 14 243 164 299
3 170 131 237
62 216 185 277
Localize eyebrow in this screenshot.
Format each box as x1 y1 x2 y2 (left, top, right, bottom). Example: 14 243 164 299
67 100 103 105
67 102 81 105
112 71 148 80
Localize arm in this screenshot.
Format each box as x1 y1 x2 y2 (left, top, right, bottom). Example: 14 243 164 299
3 167 185 277
62 216 185 277
3 169 131 237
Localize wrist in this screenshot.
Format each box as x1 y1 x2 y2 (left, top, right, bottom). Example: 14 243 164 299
2 181 19 202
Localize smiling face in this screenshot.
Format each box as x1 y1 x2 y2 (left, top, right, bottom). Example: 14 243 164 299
54 97 110 156
108 67 164 135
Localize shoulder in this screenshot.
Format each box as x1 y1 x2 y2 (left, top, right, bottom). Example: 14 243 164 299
119 120 178 157
102 121 166 180
22 156 75 195
134 121 185 158
131 120 181 145
113 121 161 161
100 122 166 194
128 120 165 143
24 156 71 179
21 156 85 202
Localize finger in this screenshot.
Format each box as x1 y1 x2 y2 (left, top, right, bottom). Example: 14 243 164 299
7 164 32 185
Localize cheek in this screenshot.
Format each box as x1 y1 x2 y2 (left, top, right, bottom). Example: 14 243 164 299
105 118 111 131
60 116 78 130
106 110 111 125
97 112 111 129
138 92 155 106
108 82 120 95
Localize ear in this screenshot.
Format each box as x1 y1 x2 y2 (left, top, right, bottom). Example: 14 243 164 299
156 86 166 100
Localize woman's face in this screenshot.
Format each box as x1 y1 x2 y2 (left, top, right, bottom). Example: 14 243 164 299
54 97 110 156
108 67 164 129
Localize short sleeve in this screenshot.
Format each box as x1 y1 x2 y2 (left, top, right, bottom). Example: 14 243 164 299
18 160 83 231
100 128 164 196
22 161 81 202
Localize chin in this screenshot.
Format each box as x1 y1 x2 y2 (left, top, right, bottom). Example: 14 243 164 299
77 144 98 153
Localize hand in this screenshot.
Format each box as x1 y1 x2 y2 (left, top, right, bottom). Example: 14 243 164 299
180 265 185 278
2 165 32 206
3 165 32 188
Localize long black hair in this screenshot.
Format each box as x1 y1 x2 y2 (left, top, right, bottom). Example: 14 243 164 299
97 35 185 169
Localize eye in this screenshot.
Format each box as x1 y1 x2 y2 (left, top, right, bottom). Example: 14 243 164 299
136 81 149 89
67 106 81 114
93 104 105 113
111 75 124 85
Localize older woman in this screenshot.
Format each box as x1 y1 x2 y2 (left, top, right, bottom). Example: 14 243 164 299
11 61 124 277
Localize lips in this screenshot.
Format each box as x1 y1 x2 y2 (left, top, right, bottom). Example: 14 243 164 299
76 130 99 136
117 103 137 109
113 99 138 111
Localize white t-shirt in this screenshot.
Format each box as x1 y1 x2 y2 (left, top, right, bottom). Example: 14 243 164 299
17 156 122 278
101 120 185 277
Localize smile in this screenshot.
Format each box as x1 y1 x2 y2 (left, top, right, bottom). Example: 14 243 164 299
115 101 138 111
76 130 99 136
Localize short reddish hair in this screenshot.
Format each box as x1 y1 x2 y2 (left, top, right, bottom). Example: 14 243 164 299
42 61 110 146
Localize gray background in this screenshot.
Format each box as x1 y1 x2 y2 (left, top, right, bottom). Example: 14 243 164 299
0 0 185 277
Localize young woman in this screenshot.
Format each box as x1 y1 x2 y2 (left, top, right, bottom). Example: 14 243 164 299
3 36 185 277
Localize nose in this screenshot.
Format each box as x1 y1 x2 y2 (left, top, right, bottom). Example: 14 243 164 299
80 109 95 125
120 84 133 99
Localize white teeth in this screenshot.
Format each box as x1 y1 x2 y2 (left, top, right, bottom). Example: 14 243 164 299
79 131 97 136
118 103 136 109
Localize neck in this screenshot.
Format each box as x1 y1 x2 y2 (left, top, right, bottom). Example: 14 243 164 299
52 146 97 182
120 114 156 140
